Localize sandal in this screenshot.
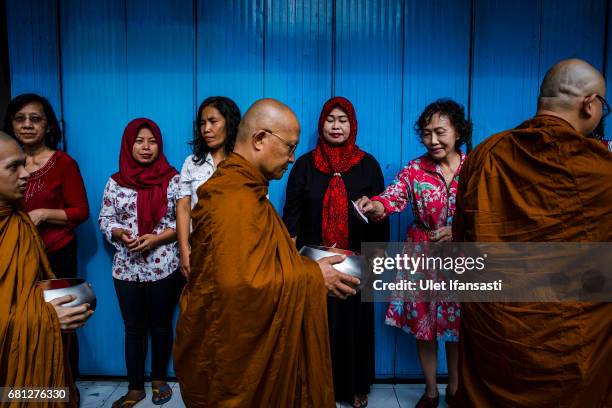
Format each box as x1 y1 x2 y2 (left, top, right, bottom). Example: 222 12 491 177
111 393 145 408
152 383 173 405
352 394 368 408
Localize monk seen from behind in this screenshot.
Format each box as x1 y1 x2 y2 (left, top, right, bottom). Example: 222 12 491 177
454 59 612 407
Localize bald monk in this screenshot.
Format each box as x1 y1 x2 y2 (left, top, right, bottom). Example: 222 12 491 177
0 132 92 407
174 99 360 407
454 59 612 407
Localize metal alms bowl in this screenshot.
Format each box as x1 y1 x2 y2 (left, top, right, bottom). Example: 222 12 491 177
37 278 97 311
299 245 368 290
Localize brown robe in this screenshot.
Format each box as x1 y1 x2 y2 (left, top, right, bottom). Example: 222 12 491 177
453 115 612 407
0 205 75 407
174 153 335 407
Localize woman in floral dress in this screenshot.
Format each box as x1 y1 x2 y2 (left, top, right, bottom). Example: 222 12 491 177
357 99 471 408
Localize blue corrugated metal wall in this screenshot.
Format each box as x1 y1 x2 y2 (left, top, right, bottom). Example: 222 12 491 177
5 0 611 378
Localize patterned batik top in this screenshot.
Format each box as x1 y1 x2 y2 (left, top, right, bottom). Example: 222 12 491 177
372 152 466 242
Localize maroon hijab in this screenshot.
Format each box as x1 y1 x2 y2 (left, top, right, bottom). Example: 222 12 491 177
111 118 178 236
312 96 365 249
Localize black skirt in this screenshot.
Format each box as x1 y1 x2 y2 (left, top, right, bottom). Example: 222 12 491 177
327 293 375 401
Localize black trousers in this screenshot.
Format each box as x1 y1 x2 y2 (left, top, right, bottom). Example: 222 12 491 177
113 270 184 390
46 239 80 380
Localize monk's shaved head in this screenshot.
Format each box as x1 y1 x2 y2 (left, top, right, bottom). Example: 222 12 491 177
0 130 28 206
234 98 300 180
539 59 605 110
537 59 607 135
0 130 18 146
237 98 299 143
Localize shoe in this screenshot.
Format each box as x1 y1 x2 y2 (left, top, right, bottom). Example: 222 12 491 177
111 392 145 408
445 388 457 407
415 392 439 408
152 383 173 405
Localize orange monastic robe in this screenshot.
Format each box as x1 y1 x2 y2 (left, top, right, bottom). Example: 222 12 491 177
453 115 612 407
174 153 335 407
0 205 74 407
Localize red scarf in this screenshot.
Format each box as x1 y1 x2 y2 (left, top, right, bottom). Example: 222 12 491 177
312 97 365 249
111 118 178 237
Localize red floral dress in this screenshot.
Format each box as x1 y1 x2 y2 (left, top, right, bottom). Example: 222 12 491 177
372 152 465 341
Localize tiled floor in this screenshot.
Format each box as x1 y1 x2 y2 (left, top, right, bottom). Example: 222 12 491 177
78 381 450 408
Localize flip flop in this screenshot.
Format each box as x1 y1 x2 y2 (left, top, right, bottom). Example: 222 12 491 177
352 395 369 408
152 384 172 405
111 393 145 408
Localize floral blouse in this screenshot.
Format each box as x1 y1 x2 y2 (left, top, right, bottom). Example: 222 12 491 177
372 152 466 242
99 175 180 282
178 153 217 209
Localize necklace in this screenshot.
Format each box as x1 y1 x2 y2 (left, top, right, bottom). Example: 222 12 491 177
440 161 458 176
26 147 54 172
439 154 461 186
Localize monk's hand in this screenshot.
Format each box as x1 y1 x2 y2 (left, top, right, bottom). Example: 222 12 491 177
179 245 191 278
429 226 452 242
130 233 159 252
28 209 47 226
317 255 360 299
355 196 385 220
49 295 93 332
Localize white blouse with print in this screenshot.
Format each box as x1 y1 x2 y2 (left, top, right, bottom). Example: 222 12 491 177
98 175 180 282
178 153 217 208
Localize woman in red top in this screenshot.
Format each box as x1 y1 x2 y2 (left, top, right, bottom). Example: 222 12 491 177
3 93 89 379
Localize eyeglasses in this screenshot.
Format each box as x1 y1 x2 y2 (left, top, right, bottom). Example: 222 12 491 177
596 95 610 119
261 128 298 155
12 115 47 125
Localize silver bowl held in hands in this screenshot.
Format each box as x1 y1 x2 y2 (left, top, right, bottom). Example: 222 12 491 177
37 278 97 311
299 245 368 290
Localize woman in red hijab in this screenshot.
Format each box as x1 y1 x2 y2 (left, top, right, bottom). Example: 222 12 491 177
283 97 389 407
98 118 183 407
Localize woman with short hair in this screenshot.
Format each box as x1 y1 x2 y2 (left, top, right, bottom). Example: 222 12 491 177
357 99 472 408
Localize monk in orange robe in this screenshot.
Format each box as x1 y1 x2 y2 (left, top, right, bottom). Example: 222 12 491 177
454 59 612 407
174 99 360 407
0 133 92 407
